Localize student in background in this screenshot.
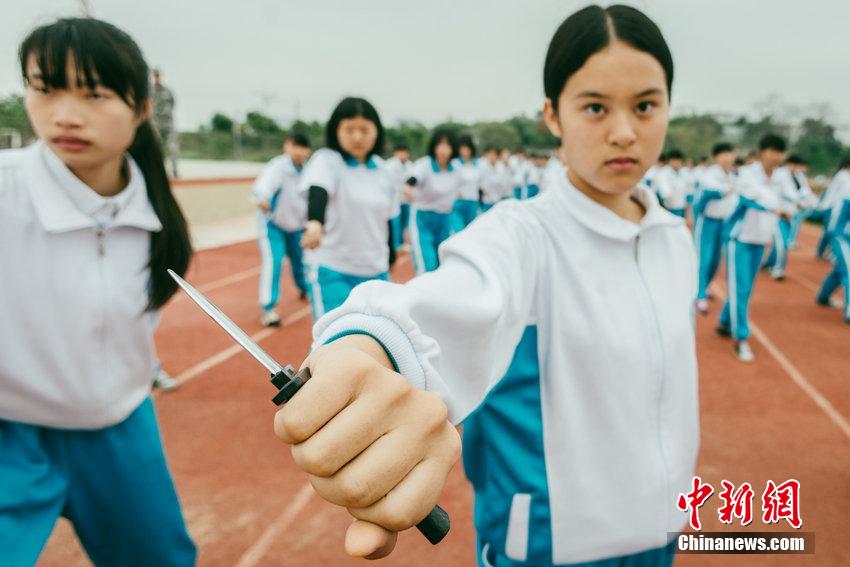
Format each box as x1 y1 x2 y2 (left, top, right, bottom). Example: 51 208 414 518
815 157 850 324
762 155 816 279
814 157 850 259
451 134 482 232
478 146 504 212
406 128 461 273
693 143 738 315
786 156 816 250
385 144 413 251
642 152 665 196
1 18 195 565
656 149 690 217
299 97 397 319
717 134 796 362
525 152 549 198
254 133 312 326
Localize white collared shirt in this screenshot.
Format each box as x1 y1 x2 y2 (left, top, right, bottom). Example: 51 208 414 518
656 165 692 210
410 156 463 213
384 156 413 206
732 163 798 245
451 157 484 201
253 154 307 232
0 141 163 429
299 148 396 276
698 164 738 219
312 174 698 563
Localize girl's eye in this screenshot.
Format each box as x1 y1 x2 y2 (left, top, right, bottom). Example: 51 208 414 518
87 91 107 100
636 101 656 114
31 84 50 94
584 103 605 116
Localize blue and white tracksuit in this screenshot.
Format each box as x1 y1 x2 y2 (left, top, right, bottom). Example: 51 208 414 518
786 171 817 249
409 157 462 274
254 155 309 311
816 184 850 320
299 149 396 319
451 157 483 232
693 165 738 301
763 170 817 276
815 170 850 258
719 163 797 340
311 175 698 566
385 156 412 248
478 159 508 213
0 142 195 565
655 165 692 218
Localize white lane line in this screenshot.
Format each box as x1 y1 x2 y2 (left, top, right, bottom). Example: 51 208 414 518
709 283 850 441
173 328 277 386
235 482 315 567
171 306 312 387
172 266 261 304
786 272 845 309
750 322 850 441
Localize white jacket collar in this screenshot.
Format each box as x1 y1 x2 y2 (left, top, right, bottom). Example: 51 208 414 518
553 170 683 241
25 141 162 234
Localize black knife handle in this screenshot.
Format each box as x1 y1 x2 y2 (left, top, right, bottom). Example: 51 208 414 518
270 366 450 545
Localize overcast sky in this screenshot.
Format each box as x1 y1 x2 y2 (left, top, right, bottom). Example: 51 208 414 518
2 0 849 140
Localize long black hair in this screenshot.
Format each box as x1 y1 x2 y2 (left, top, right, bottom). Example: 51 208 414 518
19 18 192 311
325 96 385 161
544 5 674 111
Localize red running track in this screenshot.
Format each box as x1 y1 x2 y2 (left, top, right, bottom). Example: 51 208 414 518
38 224 849 566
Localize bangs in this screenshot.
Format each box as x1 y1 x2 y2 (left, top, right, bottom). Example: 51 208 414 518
19 18 147 108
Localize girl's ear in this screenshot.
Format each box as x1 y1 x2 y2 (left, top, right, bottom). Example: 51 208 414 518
137 98 153 127
542 98 562 139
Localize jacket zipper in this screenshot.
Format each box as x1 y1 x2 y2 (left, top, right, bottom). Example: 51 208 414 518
633 232 671 531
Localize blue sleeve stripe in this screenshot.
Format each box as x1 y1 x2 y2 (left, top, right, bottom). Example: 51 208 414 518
322 330 401 373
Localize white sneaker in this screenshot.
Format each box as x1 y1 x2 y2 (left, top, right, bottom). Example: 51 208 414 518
817 297 841 309
261 310 281 327
770 269 785 281
734 341 754 363
695 299 709 316
153 369 179 391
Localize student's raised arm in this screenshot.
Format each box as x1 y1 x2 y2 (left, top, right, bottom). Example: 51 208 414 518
273 203 539 558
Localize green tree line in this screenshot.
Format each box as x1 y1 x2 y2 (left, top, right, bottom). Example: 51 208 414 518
1 93 848 174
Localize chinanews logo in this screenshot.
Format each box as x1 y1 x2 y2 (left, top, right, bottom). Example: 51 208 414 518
671 477 814 555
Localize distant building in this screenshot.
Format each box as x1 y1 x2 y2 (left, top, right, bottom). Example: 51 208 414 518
0 128 22 149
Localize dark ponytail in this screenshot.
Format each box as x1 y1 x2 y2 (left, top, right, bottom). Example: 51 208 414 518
19 17 193 311
129 121 192 310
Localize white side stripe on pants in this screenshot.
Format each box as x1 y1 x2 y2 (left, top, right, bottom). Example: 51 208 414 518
409 207 427 275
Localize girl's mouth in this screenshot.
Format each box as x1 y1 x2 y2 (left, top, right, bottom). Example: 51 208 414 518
605 157 638 172
53 136 92 152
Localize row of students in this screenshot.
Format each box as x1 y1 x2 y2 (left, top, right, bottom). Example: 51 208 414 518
255 126 556 320
274 5 695 566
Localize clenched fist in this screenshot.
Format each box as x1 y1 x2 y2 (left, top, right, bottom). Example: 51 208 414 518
274 334 460 559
